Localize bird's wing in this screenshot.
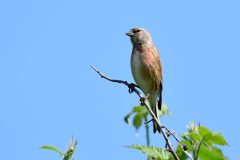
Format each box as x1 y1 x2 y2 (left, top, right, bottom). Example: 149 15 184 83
148 46 162 93
149 46 163 110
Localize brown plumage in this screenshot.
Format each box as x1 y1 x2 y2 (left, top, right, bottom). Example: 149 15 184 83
126 28 162 133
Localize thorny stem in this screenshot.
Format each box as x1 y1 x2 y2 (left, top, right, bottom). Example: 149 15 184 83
91 65 193 160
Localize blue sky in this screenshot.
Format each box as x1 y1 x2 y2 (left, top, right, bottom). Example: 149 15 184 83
0 0 240 159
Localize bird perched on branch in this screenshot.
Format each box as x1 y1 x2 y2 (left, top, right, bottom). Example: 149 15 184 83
126 28 162 133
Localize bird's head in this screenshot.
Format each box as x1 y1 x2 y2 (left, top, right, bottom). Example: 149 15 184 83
126 28 153 47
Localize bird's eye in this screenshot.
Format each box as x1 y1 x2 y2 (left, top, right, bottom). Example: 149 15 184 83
132 29 141 33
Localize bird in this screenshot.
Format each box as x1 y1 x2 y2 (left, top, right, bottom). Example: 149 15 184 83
126 28 162 133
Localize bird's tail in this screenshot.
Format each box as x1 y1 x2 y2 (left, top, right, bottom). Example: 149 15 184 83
153 104 161 133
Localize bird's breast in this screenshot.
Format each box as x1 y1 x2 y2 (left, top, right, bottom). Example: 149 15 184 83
131 48 153 94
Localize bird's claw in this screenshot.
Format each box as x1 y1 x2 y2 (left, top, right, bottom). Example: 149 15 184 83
128 83 138 93
140 97 146 106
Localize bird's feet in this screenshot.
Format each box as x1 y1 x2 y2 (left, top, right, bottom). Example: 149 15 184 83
128 83 140 93
140 93 151 105
140 96 146 106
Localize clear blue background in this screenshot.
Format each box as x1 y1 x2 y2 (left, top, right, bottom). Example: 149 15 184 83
0 0 239 159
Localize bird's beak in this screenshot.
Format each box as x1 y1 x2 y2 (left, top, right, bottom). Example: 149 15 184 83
125 31 134 37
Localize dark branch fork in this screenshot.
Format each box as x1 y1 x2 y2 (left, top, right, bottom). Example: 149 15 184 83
91 65 192 160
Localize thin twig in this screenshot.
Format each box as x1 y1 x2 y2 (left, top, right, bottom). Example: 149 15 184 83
162 126 192 158
91 65 193 160
161 126 183 147
91 65 143 98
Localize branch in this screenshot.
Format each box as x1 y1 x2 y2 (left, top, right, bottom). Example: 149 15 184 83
162 126 192 158
91 65 192 160
90 65 143 98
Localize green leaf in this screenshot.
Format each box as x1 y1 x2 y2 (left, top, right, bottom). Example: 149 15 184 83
128 145 171 160
181 123 228 160
199 126 212 137
63 138 77 160
198 144 227 160
210 133 228 146
189 133 201 141
132 106 145 113
124 113 131 124
40 145 63 156
202 134 215 144
133 113 143 130
181 131 190 139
